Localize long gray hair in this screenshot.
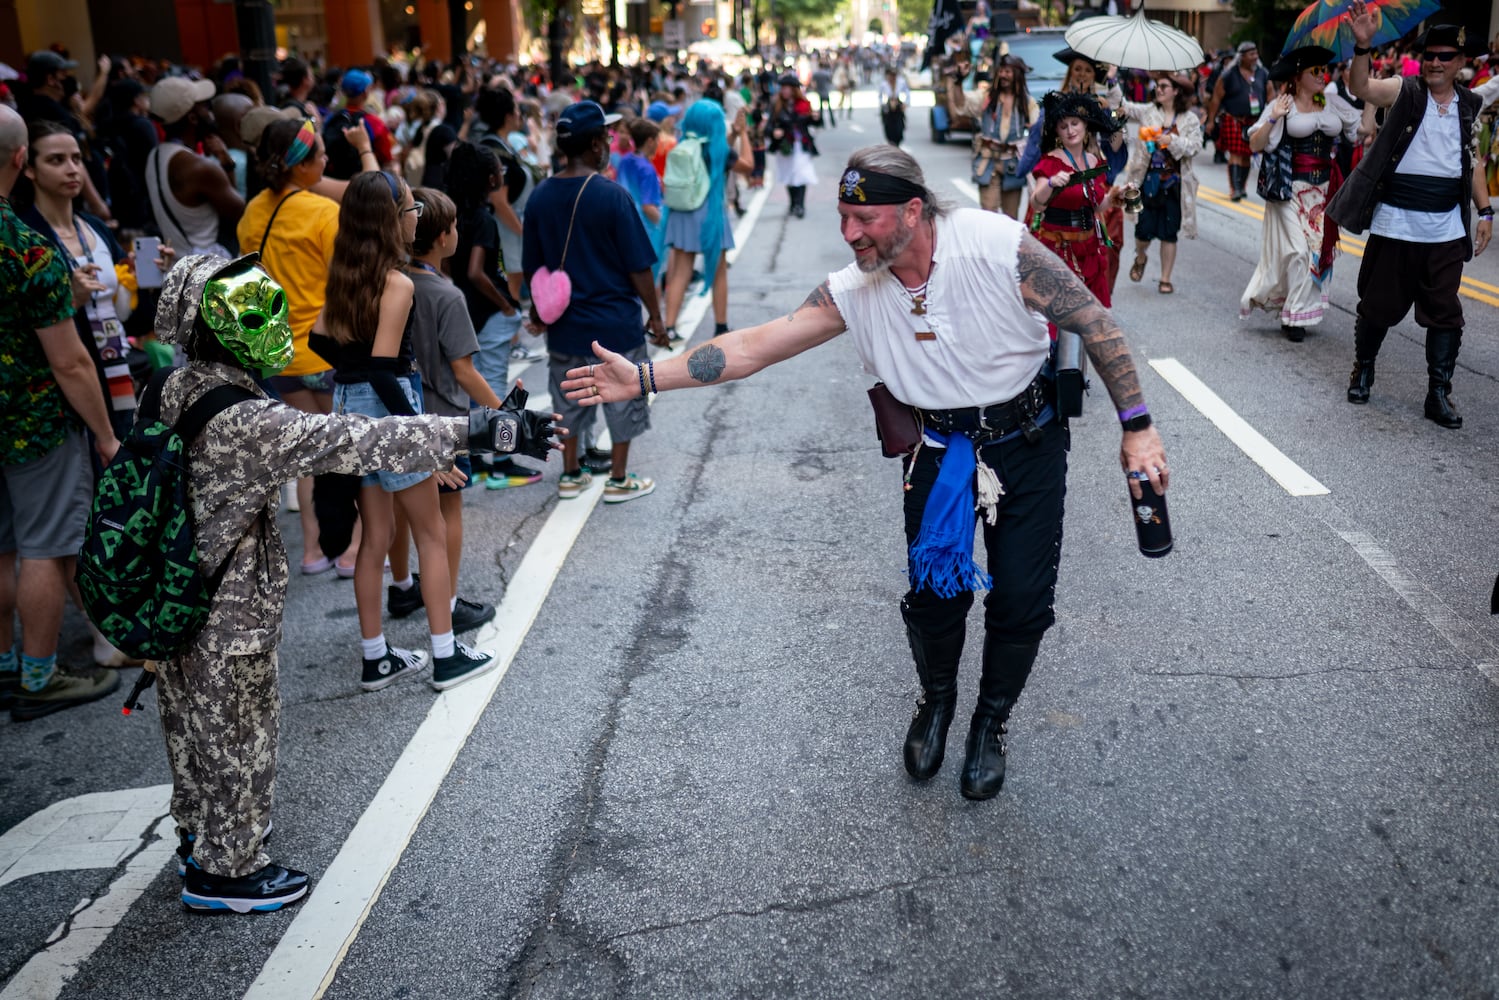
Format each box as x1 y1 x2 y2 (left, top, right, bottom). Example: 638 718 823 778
843 146 951 222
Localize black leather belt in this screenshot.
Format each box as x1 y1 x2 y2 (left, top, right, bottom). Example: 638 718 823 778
1042 206 1094 229
919 374 1051 444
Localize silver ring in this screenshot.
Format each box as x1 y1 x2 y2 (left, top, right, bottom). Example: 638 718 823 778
589 365 596 378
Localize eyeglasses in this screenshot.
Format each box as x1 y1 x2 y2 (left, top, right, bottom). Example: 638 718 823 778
403 201 425 217
1422 50 1462 63
1305 65 1327 75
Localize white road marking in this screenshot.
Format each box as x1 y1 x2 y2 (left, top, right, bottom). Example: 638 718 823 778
2 803 175 1000
0 784 170 889
244 178 776 1000
1149 358 1329 497
1147 358 1497 686
1334 529 1499 688
244 484 606 1000
952 178 979 203
847 122 866 133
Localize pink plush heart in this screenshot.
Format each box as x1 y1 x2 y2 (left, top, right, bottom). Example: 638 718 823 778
531 266 572 325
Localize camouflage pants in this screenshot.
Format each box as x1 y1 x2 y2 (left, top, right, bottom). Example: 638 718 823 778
156 644 278 878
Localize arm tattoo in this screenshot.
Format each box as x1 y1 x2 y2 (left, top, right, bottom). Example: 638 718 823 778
1015 233 1145 413
687 344 728 384
787 280 835 322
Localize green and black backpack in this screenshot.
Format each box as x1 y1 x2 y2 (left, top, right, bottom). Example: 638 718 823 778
76 370 255 660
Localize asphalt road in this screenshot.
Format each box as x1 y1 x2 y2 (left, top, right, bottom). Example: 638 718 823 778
4 96 1499 1000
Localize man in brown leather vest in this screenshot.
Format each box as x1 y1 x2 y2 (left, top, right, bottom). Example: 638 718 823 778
1327 11 1493 428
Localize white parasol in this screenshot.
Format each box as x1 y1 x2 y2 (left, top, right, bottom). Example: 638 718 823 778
1063 9 1205 72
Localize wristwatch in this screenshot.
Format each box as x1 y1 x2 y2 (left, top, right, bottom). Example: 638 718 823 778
1353 45 1372 56
1120 413 1153 432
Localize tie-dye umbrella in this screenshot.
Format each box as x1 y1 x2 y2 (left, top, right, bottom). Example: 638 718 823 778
1281 0 1442 61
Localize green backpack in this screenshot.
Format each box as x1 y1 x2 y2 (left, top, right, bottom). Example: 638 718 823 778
76 370 255 660
662 134 711 212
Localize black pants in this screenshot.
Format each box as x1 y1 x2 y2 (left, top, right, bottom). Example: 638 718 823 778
901 420 1068 643
882 108 906 146
1356 233 1467 330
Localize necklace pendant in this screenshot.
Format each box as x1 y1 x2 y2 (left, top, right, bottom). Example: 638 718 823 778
914 330 936 342
910 295 926 316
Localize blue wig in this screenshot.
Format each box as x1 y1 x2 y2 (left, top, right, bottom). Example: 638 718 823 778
679 99 732 294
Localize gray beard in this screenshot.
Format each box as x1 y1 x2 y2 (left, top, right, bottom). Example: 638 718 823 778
854 222 916 273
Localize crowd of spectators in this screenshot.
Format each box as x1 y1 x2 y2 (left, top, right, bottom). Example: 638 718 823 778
0 40 878 721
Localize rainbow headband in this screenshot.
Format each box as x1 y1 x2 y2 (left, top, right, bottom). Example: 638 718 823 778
284 119 317 167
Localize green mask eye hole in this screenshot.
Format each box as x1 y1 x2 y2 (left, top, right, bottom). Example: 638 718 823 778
241 312 267 330
269 290 286 317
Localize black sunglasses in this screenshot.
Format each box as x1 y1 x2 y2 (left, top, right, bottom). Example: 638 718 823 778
1422 50 1462 63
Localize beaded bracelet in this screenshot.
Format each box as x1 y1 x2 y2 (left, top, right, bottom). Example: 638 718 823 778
646 360 659 394
636 363 649 399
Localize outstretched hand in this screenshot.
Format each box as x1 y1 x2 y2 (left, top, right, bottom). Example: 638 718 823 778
1346 0 1381 47
560 342 643 406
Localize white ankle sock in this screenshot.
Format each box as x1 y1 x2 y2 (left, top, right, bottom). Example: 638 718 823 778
392 576 414 591
449 596 457 611
431 631 455 659
361 635 388 660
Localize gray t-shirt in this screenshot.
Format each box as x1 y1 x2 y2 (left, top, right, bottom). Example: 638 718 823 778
409 268 481 417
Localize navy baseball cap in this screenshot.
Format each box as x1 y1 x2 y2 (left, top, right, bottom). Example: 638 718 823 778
556 100 620 140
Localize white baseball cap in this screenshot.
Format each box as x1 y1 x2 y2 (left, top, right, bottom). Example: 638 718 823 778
150 76 218 125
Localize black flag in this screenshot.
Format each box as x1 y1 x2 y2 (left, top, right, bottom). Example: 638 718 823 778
923 0 963 69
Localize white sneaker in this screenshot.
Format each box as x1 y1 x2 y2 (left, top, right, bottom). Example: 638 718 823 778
603 473 656 504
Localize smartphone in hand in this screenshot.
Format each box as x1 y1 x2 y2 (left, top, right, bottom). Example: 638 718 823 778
134 237 163 289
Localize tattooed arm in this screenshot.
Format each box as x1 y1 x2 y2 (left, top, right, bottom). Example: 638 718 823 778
559 281 847 399
1016 231 1170 494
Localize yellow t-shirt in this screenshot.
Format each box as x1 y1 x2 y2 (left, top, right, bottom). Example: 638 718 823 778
237 188 340 377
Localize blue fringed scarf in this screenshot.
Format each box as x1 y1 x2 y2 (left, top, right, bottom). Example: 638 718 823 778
908 431 992 598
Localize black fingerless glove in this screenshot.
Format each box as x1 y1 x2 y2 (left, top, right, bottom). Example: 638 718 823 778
466 391 557 461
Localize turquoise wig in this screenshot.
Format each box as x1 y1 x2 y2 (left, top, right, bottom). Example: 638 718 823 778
679 99 732 295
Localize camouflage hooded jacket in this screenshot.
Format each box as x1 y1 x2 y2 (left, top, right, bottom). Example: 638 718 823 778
156 255 468 655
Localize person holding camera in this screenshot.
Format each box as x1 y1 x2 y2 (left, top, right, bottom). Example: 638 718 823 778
947 55 1037 219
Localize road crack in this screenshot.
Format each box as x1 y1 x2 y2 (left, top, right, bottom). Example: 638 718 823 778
498 387 738 999
603 866 1010 943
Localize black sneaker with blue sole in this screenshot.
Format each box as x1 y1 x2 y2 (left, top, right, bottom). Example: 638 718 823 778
178 821 274 877
182 863 310 914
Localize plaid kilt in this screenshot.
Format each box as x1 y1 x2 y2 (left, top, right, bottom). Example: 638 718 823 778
1216 113 1255 157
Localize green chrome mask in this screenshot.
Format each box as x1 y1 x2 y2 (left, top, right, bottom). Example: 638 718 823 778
200 265 294 374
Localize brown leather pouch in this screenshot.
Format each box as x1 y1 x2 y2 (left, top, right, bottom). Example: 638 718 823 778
868 382 922 458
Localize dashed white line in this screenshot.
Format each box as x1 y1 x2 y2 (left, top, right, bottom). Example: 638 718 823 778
1149 357 1330 497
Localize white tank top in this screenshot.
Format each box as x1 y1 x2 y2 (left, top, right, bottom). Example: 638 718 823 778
146 143 229 255
826 209 1050 411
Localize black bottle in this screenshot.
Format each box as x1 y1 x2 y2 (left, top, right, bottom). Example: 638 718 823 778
1129 474 1173 558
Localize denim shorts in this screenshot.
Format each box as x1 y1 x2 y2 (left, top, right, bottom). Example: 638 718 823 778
266 369 336 398
332 377 432 493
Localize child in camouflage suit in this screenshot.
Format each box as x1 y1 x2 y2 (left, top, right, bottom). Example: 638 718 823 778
153 252 555 912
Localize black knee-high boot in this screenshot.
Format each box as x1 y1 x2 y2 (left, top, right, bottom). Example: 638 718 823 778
901 598 963 781
1228 164 1247 200
1347 316 1388 404
960 638 1040 800
788 185 805 217
1424 328 1463 428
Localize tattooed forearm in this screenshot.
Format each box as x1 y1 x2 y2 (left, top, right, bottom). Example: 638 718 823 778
1016 234 1145 412
787 280 835 322
687 344 728 384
